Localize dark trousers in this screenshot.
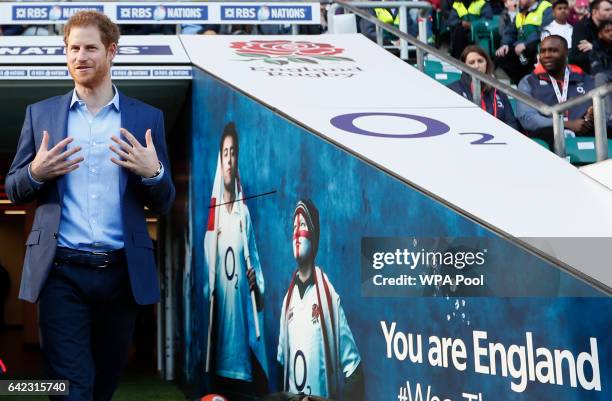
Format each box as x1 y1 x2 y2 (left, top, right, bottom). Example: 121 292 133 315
38 253 138 401
450 25 471 59
496 42 539 84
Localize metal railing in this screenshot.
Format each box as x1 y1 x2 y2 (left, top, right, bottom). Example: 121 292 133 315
332 0 611 162
328 1 433 63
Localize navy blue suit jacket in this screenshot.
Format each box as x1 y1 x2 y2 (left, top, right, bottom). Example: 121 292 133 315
5 90 175 305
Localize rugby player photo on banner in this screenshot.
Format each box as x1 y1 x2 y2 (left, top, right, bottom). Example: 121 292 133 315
204 123 269 396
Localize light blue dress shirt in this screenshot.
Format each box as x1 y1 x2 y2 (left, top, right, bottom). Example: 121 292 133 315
29 86 164 252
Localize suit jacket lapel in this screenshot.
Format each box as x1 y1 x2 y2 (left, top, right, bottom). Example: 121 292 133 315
54 91 72 200
119 92 136 196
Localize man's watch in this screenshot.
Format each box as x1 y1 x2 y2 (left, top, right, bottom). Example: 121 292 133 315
147 161 163 179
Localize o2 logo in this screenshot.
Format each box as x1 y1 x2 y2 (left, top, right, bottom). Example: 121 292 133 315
293 350 311 394
330 112 506 145
224 247 239 289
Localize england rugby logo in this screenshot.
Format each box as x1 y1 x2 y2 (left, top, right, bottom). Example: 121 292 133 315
230 40 354 65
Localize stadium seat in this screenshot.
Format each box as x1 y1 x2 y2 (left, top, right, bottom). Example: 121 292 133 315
565 137 612 165
423 56 461 85
531 138 550 149
470 16 500 55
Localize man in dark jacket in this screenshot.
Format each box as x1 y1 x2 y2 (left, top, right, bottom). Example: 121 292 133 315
516 35 603 148
590 20 612 120
496 0 553 83
569 0 612 73
447 0 493 58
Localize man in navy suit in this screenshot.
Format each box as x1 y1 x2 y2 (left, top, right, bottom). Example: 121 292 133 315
5 11 175 401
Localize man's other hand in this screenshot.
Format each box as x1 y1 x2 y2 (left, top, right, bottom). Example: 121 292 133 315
30 131 83 182
247 267 257 293
496 45 509 57
577 40 593 53
566 118 593 135
514 42 526 55
110 128 160 177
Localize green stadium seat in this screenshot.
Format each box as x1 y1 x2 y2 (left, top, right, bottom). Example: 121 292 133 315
565 137 612 165
470 16 501 55
531 138 550 149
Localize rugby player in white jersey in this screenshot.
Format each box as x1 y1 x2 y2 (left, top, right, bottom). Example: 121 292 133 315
278 199 364 400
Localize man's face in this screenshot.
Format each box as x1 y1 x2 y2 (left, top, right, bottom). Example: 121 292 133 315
539 38 567 72
66 25 116 89
293 213 312 263
599 24 612 44
593 1 612 24
553 4 569 23
519 0 534 10
221 136 236 191
505 0 518 11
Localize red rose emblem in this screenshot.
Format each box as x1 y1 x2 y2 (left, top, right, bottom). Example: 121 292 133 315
231 40 345 57
311 304 321 319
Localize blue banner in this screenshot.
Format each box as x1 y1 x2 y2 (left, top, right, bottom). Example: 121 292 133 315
116 5 207 21
12 4 103 21
183 67 610 401
221 5 312 21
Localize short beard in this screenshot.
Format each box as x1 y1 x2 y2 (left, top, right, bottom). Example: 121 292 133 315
69 64 109 89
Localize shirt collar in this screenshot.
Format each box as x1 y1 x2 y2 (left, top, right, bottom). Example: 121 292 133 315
70 85 120 111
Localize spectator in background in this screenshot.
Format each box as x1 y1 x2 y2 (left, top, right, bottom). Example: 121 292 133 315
496 0 553 83
448 0 493 58
372 5 418 41
490 0 507 14
448 45 520 129
0 26 25 35
541 0 573 48
408 2 434 43
568 0 590 24
22 26 51 36
570 0 612 72
499 0 519 38
590 20 612 119
359 4 418 51
181 24 223 35
517 35 603 148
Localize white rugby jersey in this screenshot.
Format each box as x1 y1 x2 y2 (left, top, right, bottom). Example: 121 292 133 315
215 203 250 380
278 267 361 398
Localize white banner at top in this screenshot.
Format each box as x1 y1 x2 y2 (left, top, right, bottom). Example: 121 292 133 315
0 2 321 25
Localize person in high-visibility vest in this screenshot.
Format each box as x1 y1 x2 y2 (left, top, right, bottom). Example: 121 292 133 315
495 0 553 83
360 5 417 45
447 0 493 58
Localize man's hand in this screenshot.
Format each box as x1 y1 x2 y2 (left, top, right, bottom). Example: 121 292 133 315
247 267 263 310
565 118 593 135
514 42 526 55
30 131 83 182
110 128 160 177
247 267 257 293
461 20 471 29
577 40 592 53
496 45 509 57
584 106 594 123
